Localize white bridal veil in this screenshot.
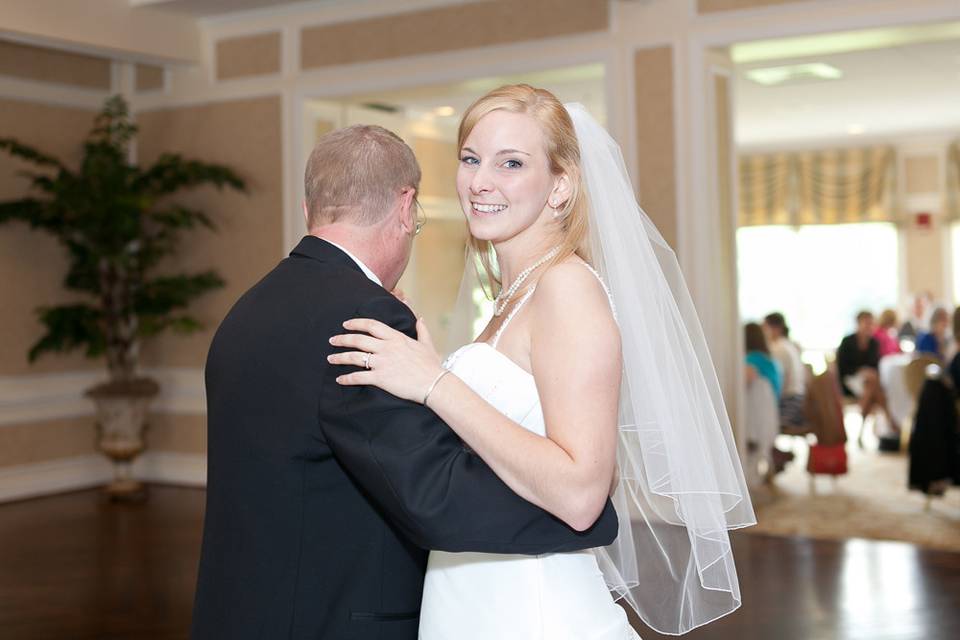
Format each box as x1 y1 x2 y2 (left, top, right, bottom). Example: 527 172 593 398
563 102 755 635
447 102 756 635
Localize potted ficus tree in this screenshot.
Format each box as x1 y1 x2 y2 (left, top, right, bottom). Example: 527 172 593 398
0 95 245 497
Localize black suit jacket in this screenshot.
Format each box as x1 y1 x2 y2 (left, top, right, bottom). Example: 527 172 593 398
191 236 618 640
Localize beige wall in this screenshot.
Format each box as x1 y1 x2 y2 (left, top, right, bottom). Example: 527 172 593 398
904 221 947 302
0 40 111 90
415 137 458 200
216 32 282 81
904 155 940 195
301 0 608 69
136 64 165 93
0 98 102 377
698 0 811 12
136 95 284 371
634 46 678 250
146 413 206 454
0 0 200 64
410 220 468 353
0 416 98 467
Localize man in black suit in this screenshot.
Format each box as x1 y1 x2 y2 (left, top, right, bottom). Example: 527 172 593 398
191 125 618 639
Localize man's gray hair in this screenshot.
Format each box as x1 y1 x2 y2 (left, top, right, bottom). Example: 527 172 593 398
304 124 421 228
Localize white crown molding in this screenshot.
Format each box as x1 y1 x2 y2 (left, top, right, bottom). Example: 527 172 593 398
0 75 111 110
0 450 206 503
0 367 206 428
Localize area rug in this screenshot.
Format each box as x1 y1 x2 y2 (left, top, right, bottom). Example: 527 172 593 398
747 427 960 553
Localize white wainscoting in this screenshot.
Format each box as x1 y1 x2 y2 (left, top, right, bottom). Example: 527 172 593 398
0 367 207 502
0 451 206 503
0 367 206 427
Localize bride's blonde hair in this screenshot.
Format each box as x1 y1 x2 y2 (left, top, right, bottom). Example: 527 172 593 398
457 84 590 297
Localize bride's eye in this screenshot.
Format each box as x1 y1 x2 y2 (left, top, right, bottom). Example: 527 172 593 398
460 156 479 165
503 159 523 169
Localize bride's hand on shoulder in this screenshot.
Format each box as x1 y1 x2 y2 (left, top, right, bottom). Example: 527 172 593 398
328 316 445 404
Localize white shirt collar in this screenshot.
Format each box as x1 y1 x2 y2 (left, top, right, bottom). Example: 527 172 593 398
324 239 382 287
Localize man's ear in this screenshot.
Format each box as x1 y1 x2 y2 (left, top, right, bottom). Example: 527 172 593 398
302 201 310 228
398 188 416 234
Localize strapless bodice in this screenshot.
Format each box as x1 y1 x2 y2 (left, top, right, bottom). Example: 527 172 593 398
442 342 545 437
420 343 638 639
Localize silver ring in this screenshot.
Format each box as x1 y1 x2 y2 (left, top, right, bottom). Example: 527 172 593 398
362 353 371 369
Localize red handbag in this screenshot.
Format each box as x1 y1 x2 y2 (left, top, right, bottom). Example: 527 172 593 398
807 443 848 475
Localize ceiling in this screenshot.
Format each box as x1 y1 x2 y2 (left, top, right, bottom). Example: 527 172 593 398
128 0 340 17
734 24 960 148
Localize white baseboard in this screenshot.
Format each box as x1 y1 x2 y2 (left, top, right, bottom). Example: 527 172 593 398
0 455 112 503
0 451 207 503
133 451 207 487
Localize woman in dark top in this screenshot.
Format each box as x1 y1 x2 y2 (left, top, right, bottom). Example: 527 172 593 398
836 311 892 437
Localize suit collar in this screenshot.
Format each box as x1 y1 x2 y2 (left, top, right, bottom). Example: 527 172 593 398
290 235 364 276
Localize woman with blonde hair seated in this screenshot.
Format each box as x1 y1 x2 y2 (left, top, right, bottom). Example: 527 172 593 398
875 308 901 357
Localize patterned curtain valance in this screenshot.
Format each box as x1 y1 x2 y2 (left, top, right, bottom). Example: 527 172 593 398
947 141 960 222
739 145 896 227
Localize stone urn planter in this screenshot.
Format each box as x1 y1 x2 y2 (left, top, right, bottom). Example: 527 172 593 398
86 378 160 497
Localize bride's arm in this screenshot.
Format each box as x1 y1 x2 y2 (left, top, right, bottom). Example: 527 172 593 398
424 264 622 531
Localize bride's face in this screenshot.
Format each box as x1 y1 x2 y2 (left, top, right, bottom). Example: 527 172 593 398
456 110 559 244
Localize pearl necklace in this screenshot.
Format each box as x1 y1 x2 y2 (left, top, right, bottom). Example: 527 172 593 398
493 245 561 316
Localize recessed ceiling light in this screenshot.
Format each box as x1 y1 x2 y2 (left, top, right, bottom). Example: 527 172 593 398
746 63 843 86
434 106 456 117
847 124 865 135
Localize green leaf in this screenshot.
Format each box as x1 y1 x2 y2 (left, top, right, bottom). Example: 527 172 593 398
138 314 203 338
135 271 224 316
0 138 65 170
136 154 246 197
150 204 216 231
0 198 46 226
28 305 105 362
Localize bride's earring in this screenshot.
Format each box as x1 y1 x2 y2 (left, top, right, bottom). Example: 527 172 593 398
550 199 563 219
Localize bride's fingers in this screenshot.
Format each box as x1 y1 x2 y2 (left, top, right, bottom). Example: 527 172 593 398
416 317 435 351
329 333 380 353
335 371 375 386
326 351 370 368
343 318 396 339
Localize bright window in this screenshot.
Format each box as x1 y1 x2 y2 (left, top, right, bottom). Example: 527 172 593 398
737 223 900 359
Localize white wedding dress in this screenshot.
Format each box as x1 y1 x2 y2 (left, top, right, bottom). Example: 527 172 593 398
418 281 641 640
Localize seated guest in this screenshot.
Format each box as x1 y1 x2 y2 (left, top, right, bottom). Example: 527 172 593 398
837 311 894 438
948 306 960 394
745 322 783 400
950 349 960 399
874 308 901 357
762 312 806 429
744 322 789 474
947 306 960 363
915 307 949 362
899 292 931 340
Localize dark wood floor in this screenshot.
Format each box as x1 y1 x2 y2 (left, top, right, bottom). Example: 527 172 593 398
1 486 958 640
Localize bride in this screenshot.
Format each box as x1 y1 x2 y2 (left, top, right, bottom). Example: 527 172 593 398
329 84 755 638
